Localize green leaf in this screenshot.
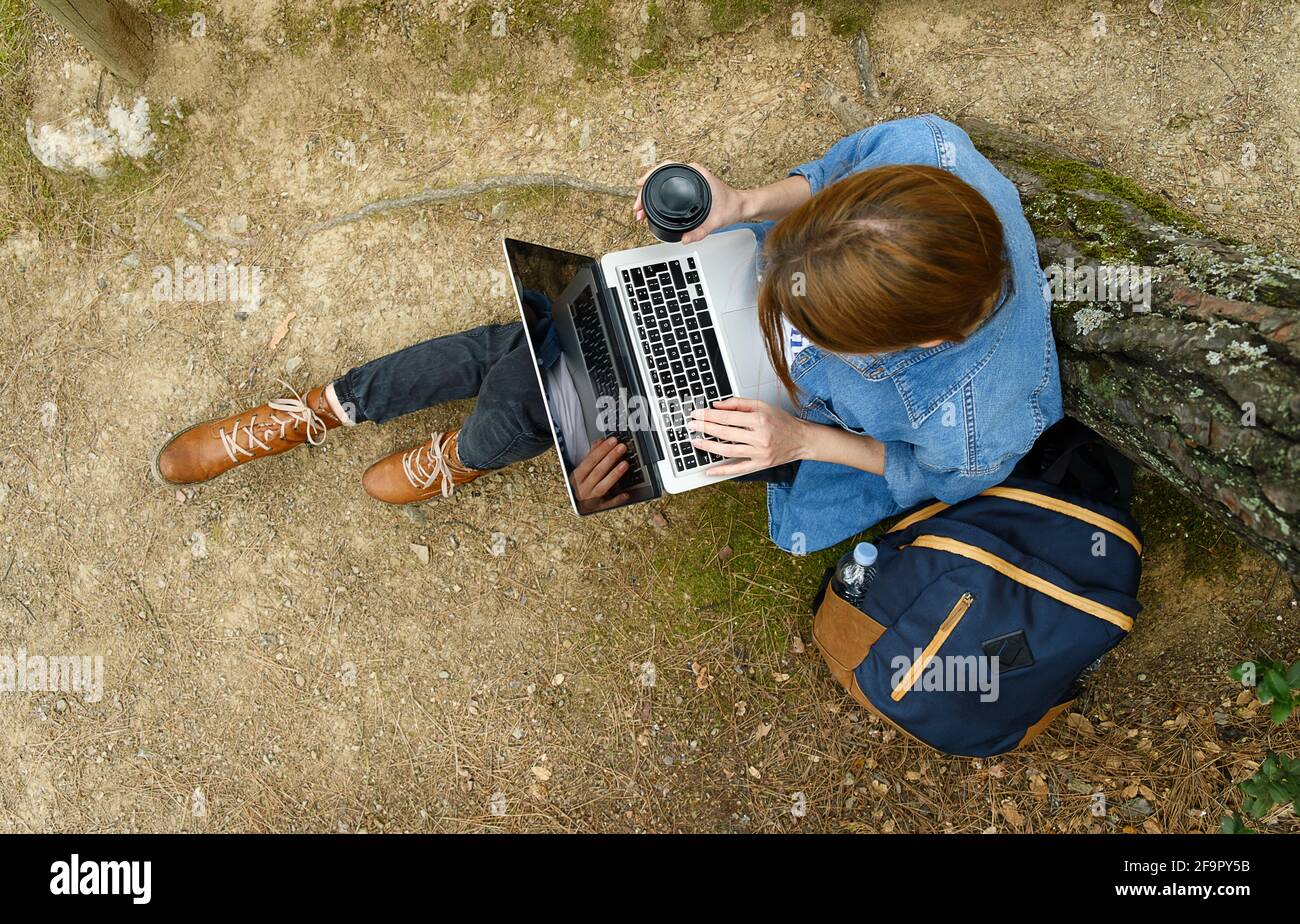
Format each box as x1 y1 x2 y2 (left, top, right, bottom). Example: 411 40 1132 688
1286 660 1300 687
1262 668 1290 702
1219 813 1253 834
1243 796 1270 818
1228 662 1253 683
1270 700 1294 725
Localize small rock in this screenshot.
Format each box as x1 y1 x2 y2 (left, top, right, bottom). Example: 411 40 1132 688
791 791 808 819
490 201 509 220
1119 796 1154 820
489 532 508 557
39 401 58 433
228 214 249 234
650 510 669 530
285 355 303 376
120 253 140 269
639 661 657 688
1217 724 1246 743
410 543 430 564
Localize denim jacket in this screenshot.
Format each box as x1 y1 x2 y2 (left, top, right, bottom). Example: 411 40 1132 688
729 115 1063 553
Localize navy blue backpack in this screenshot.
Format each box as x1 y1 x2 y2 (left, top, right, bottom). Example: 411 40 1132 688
811 419 1143 756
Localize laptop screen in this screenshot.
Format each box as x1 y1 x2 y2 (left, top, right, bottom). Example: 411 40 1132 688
502 238 659 516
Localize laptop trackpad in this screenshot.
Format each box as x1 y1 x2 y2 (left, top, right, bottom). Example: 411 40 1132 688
719 307 794 412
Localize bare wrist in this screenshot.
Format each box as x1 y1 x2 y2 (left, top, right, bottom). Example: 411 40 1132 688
796 418 823 462
736 187 759 223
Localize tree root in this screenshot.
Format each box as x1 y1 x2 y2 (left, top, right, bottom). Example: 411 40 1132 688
174 211 256 248
297 173 638 238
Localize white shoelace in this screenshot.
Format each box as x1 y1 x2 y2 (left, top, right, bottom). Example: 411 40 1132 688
217 382 329 464
401 432 456 497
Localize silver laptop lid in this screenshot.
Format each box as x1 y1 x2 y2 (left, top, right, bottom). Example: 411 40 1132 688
501 237 660 515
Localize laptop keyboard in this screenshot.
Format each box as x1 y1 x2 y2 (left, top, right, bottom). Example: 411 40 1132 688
569 285 648 493
620 256 735 474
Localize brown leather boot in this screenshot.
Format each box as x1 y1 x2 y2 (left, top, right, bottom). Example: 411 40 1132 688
362 429 486 504
152 384 344 486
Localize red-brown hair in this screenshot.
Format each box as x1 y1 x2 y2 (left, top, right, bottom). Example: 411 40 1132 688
759 164 1007 396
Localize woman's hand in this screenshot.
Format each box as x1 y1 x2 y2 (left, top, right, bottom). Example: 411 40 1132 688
571 437 631 513
633 161 748 245
686 397 810 476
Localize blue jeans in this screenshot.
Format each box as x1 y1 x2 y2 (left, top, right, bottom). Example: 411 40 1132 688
331 321 798 483
332 323 554 471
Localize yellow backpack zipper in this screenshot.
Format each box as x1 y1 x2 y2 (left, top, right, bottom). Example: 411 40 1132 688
890 592 975 702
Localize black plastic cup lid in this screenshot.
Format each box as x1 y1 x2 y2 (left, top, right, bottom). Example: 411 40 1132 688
643 164 712 231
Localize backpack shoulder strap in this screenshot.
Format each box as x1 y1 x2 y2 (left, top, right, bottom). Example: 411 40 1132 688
1041 433 1134 507
1022 418 1134 507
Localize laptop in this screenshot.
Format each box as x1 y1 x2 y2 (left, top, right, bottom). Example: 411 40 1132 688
502 231 792 516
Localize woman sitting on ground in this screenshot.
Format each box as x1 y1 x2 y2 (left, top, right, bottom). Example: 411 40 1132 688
153 115 1062 554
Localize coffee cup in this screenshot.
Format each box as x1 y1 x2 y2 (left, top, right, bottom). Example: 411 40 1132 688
641 163 712 243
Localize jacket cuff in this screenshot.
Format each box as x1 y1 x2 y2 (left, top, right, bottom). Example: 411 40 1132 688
788 162 826 196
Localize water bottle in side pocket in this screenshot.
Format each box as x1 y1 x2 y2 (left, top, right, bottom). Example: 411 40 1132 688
831 542 878 606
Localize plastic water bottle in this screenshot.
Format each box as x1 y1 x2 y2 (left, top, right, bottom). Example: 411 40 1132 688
832 542 879 606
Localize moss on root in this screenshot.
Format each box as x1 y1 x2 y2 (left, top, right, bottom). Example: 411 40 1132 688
1022 154 1206 234
1019 152 1212 267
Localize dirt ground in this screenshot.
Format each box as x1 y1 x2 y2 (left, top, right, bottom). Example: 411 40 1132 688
1 0 1297 833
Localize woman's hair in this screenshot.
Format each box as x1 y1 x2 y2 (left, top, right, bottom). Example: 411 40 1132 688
758 164 1008 396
